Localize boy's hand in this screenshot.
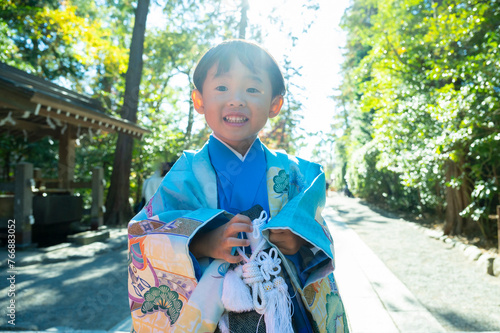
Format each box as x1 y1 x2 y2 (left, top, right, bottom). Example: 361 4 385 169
268 229 307 255
189 214 253 264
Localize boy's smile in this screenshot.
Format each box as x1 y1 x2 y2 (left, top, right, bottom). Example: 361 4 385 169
192 58 283 155
223 115 247 124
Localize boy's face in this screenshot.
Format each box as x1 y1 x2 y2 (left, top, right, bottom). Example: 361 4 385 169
192 58 283 154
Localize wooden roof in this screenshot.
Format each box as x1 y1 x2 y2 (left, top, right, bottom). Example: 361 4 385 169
0 62 149 141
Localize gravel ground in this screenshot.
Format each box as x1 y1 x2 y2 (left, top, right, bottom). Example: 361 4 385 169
0 233 129 330
328 194 500 332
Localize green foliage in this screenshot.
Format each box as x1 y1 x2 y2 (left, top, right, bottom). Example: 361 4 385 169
0 21 30 69
0 0 128 84
336 0 500 239
0 135 59 182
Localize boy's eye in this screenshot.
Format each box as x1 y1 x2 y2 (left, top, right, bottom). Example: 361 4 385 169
247 88 260 93
215 86 228 92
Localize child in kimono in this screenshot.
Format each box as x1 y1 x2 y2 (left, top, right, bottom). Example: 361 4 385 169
127 40 348 333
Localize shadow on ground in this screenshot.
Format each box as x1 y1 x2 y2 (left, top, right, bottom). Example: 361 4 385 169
0 248 129 330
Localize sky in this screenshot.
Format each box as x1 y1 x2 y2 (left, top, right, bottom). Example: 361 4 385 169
247 0 350 160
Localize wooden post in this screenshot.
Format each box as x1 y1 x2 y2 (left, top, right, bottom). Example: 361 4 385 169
14 163 33 247
90 167 104 230
58 125 76 191
497 205 500 252
33 167 42 189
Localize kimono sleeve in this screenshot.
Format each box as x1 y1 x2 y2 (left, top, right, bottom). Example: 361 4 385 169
127 151 230 332
264 157 335 288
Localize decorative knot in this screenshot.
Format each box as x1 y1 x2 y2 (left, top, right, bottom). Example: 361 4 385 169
242 261 264 285
256 248 281 281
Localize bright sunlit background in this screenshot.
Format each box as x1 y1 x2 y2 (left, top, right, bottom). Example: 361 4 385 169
148 0 350 161
251 0 349 160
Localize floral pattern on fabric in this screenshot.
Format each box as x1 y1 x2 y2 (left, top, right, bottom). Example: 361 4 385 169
267 167 288 217
325 291 348 333
304 276 345 333
141 285 183 325
272 169 289 195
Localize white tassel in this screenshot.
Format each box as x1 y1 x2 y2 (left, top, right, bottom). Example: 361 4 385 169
264 276 293 333
222 265 254 312
223 210 294 333
218 311 230 333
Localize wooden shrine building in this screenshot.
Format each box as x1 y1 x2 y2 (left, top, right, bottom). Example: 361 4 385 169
0 62 149 247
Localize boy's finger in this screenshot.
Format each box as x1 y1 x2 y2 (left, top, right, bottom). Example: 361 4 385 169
230 214 252 225
226 222 253 235
225 254 244 264
226 237 250 248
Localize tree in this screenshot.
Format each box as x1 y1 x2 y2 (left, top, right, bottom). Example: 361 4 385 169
261 54 304 154
336 0 500 241
105 0 150 225
238 0 249 39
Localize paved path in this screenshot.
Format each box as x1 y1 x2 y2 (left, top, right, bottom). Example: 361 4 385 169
326 194 500 333
2 195 500 332
325 206 445 332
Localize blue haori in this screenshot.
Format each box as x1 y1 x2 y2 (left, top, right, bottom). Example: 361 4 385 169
127 136 349 333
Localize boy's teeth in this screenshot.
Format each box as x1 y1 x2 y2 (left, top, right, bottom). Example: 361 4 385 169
224 116 247 123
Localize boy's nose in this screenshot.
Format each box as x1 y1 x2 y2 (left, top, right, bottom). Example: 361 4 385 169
227 92 246 107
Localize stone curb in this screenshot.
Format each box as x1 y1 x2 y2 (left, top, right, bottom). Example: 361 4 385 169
410 223 500 278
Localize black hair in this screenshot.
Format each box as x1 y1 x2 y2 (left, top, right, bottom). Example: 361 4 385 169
192 40 286 98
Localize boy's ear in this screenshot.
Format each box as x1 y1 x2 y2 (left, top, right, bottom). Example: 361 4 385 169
269 95 284 119
191 90 204 114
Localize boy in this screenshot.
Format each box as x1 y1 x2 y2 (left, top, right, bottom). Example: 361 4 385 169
127 40 348 332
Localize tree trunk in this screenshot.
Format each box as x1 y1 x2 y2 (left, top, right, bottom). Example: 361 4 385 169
105 0 150 226
443 159 470 235
2 148 11 181
99 66 113 110
239 0 249 39
184 99 194 149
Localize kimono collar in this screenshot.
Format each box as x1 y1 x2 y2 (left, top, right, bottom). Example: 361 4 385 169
211 133 258 162
208 134 265 177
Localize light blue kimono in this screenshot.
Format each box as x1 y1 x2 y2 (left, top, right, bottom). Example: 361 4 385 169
127 139 348 332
